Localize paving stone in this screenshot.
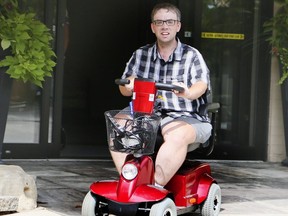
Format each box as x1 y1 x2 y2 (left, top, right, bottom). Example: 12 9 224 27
0 196 18 212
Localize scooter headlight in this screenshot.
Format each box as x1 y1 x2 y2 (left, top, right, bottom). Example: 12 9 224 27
122 164 138 180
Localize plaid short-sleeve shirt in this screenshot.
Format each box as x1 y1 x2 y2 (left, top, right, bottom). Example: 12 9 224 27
121 39 211 122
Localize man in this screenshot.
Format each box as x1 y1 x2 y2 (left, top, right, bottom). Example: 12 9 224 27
110 2 212 187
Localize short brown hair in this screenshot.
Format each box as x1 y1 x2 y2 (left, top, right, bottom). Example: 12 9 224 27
151 3 181 22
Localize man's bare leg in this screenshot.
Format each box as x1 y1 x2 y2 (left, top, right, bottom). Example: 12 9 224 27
110 151 127 174
154 121 197 186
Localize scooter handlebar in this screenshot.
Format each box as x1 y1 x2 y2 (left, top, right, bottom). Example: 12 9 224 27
155 83 184 93
115 78 130 86
115 78 184 93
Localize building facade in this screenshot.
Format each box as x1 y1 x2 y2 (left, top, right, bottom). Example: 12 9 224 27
1 0 286 162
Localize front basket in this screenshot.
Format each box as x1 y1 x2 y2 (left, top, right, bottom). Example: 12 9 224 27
104 110 161 155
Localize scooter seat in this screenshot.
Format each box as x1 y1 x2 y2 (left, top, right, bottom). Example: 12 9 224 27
187 143 200 152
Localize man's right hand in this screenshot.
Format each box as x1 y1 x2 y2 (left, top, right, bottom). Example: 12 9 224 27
119 76 136 96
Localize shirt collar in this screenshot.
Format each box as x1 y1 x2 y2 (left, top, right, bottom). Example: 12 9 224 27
152 38 182 62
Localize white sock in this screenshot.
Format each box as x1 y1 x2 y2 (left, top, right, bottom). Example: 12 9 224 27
154 182 164 188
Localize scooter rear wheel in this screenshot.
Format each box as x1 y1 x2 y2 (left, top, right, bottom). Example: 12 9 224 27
81 191 96 216
149 197 177 216
201 183 221 216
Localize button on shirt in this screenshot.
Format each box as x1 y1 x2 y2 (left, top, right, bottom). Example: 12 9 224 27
121 39 211 122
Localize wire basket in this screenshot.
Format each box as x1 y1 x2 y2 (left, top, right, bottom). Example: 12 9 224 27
104 110 161 155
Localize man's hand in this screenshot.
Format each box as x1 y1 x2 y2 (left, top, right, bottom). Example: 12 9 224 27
119 76 136 96
172 82 191 99
125 76 135 92
172 81 207 100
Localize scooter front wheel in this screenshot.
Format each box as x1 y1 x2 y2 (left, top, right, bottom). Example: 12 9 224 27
149 197 177 216
81 191 96 216
201 183 221 216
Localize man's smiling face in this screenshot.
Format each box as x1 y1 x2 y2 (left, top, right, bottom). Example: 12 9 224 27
151 9 181 44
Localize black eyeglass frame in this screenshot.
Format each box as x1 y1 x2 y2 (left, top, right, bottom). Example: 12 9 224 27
152 19 180 26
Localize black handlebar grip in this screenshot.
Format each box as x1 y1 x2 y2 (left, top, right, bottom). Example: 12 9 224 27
115 79 130 86
155 83 185 93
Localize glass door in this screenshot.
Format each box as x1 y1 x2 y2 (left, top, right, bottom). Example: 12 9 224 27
179 0 272 160
1 0 57 159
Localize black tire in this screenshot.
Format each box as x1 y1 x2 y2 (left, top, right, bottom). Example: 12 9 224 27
201 183 221 216
81 191 96 216
149 197 177 216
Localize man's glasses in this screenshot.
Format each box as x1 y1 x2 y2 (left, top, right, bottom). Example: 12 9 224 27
153 19 179 26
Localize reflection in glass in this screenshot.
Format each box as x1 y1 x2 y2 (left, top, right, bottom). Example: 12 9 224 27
5 81 41 143
4 0 49 144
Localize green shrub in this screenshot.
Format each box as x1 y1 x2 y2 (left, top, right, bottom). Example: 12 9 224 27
0 0 56 87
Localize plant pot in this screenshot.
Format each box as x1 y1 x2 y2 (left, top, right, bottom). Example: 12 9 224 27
0 48 13 161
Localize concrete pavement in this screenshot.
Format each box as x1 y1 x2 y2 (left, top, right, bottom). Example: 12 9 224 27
3 207 67 216
1 159 288 216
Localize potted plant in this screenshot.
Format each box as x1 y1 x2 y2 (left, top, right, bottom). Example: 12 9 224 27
0 0 56 161
0 0 56 87
264 0 288 166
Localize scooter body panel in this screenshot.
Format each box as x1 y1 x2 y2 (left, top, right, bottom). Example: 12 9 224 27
90 181 170 203
90 155 170 203
165 161 214 207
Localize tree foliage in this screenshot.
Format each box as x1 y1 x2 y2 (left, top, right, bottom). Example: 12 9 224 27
264 0 288 84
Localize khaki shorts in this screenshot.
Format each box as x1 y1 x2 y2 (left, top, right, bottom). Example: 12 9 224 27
161 115 212 144
120 106 212 144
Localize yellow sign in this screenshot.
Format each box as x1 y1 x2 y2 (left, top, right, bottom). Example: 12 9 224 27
202 32 245 40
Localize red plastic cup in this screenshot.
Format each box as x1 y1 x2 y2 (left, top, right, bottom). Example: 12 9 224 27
132 78 156 114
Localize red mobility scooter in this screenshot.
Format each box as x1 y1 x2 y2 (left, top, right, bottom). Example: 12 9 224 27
82 78 221 216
